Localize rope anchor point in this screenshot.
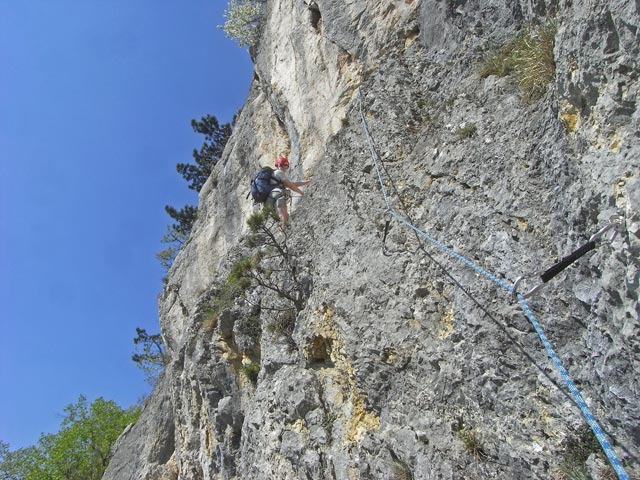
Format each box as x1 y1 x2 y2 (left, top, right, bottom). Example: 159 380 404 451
511 215 624 301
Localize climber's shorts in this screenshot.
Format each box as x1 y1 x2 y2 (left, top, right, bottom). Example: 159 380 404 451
267 188 288 209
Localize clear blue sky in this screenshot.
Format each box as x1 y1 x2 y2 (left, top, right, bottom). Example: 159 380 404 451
0 0 252 449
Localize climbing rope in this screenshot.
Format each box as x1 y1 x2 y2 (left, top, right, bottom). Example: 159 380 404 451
357 89 630 480
518 296 630 478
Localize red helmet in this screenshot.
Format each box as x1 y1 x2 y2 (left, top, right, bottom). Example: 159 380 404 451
275 156 289 167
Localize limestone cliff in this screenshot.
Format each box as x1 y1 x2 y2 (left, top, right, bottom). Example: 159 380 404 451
103 1 639 479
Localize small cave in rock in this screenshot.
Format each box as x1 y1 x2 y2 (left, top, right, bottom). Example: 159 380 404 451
306 335 333 366
308 3 322 32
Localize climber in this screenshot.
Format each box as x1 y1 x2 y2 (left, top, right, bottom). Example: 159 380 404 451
265 156 310 230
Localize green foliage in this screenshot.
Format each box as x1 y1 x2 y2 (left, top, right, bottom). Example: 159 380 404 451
0 441 42 480
132 328 168 386
0 396 139 480
564 425 600 464
155 245 178 274
458 427 486 459
241 362 260 384
480 20 557 101
239 211 306 310
156 204 199 273
510 20 557 101
246 207 278 235
455 123 477 139
265 308 297 337
556 424 603 479
165 205 198 237
416 98 435 123
157 115 231 274
238 312 262 344
202 209 308 344
200 278 245 332
229 256 257 290
197 209 307 350
198 306 218 331
220 0 267 48
479 40 519 79
178 115 232 193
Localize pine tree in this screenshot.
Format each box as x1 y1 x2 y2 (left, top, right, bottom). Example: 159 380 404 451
157 115 231 273
176 115 232 192
132 328 168 385
165 205 198 238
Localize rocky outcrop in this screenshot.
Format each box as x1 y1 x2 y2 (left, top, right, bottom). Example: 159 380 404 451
104 0 639 478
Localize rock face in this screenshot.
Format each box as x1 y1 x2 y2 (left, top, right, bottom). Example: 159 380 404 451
103 0 639 479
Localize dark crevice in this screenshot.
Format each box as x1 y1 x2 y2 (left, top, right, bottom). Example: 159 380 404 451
308 2 322 32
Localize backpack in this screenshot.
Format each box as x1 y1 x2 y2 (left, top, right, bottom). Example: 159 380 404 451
249 167 282 203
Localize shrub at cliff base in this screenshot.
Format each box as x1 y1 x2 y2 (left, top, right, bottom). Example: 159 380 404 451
0 396 140 480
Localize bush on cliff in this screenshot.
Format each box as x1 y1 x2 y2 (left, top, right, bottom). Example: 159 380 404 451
220 0 267 48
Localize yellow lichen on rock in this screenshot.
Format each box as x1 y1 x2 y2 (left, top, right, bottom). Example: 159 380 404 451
305 305 381 444
438 307 455 339
203 419 216 456
218 340 253 388
404 29 419 49
609 135 622 151
516 217 529 232
345 394 381 443
560 102 580 134
290 418 307 433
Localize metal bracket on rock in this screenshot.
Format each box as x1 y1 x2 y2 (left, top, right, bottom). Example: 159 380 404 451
382 209 394 256
512 215 623 301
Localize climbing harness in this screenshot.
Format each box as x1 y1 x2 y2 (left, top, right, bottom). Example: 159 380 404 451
512 215 623 300
356 88 630 480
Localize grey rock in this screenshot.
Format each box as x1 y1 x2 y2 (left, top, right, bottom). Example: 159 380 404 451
217 310 235 340
104 0 640 479
102 374 176 480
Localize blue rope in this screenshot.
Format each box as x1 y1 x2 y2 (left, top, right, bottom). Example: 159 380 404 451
358 95 392 209
388 210 513 293
518 296 630 480
357 89 630 479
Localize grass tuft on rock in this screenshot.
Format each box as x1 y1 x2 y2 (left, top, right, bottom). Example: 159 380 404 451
480 20 557 102
241 362 260 384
